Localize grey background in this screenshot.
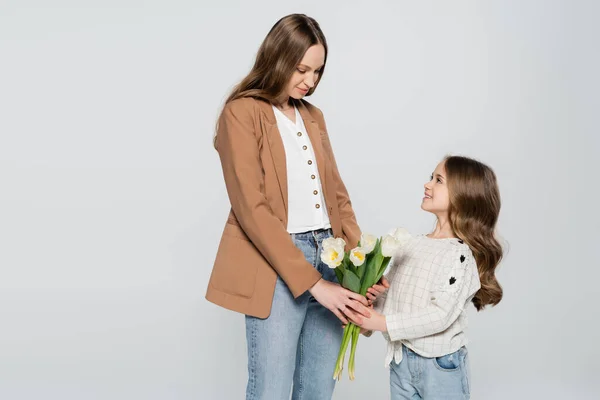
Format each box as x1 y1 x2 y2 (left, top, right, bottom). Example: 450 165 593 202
1 0 598 399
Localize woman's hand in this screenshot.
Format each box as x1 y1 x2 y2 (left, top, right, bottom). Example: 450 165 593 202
346 300 388 332
309 279 371 325
366 276 390 305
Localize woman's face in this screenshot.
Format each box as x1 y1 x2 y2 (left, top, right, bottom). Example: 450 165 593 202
285 44 325 100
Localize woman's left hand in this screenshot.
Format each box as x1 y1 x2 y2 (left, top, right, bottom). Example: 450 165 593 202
346 301 388 332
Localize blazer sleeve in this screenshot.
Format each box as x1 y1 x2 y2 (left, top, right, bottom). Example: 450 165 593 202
314 107 361 248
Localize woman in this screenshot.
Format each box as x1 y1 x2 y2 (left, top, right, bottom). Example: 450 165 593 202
206 14 373 399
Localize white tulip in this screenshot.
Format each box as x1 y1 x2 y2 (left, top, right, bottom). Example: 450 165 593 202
360 233 377 254
389 227 412 246
321 246 344 269
323 237 346 252
381 235 401 257
349 247 366 267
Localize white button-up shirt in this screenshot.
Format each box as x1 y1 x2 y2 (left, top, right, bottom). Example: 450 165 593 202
272 105 331 233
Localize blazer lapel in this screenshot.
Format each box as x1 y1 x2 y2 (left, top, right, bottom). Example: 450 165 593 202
259 101 289 213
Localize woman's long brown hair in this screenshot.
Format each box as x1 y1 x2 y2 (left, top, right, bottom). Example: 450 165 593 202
214 14 328 148
445 156 504 311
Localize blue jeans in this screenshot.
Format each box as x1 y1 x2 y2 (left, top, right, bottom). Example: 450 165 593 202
390 345 471 399
245 228 341 400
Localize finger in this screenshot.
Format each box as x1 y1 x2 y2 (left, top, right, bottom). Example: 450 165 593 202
333 309 348 325
347 313 363 326
342 305 363 325
347 301 372 318
370 287 384 296
348 315 363 326
347 291 369 306
366 293 376 301
381 277 390 288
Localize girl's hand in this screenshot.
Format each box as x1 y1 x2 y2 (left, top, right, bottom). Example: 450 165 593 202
342 304 374 335
366 276 390 304
341 324 372 336
347 300 388 332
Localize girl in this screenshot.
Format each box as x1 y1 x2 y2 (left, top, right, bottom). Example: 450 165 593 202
205 14 372 400
355 155 504 400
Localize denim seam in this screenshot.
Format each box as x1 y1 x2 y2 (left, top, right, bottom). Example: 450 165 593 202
296 329 305 398
253 319 258 398
248 318 257 399
461 351 470 396
316 232 326 272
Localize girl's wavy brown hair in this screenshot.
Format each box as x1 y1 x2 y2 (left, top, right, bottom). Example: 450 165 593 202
445 155 504 311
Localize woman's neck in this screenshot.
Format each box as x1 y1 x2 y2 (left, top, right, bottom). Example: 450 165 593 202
274 96 292 111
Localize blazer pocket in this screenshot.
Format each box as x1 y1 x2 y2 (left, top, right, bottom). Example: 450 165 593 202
210 223 258 298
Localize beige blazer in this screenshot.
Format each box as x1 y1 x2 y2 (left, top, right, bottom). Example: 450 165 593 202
205 97 360 318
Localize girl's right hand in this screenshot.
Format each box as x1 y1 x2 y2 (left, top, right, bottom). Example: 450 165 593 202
308 278 371 325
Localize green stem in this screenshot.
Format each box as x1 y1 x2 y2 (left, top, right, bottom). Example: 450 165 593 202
348 324 361 380
333 323 354 380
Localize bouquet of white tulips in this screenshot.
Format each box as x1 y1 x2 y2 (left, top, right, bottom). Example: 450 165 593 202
321 229 411 380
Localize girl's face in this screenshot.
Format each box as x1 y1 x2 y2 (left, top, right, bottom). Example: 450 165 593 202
422 161 450 215
285 44 325 100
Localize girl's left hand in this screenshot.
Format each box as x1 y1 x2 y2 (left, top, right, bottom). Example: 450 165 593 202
366 276 390 304
347 301 388 332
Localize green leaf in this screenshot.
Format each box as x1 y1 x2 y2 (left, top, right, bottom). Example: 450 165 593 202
364 250 375 265
361 264 377 295
334 267 344 285
347 262 358 276
362 250 384 294
378 257 392 275
341 251 355 275
375 257 392 283
342 270 361 293
339 258 348 272
343 250 351 266
356 262 366 279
